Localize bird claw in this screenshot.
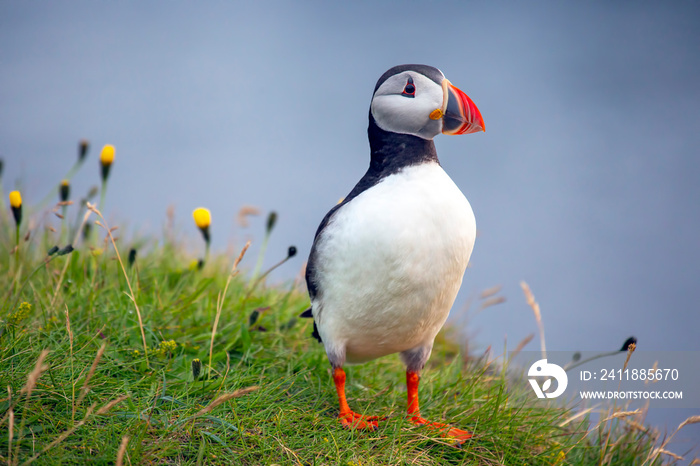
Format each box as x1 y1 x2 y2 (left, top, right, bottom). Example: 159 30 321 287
339 410 381 430
407 415 472 444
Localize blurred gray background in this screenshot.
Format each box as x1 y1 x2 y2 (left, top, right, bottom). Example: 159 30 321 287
1 1 698 452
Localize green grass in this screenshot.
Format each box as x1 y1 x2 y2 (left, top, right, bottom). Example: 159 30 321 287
0 202 679 465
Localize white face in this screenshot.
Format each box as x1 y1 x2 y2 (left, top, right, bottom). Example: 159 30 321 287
370 70 445 140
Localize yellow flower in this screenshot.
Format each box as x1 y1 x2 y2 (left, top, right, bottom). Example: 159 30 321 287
9 190 22 226
100 144 115 182
159 340 177 352
193 208 211 229
193 207 211 245
155 340 178 358
7 302 32 326
100 144 115 166
9 190 21 208
554 451 566 464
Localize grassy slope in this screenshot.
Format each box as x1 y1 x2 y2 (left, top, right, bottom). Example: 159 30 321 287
0 213 671 465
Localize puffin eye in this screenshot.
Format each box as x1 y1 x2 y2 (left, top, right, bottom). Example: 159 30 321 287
402 77 416 98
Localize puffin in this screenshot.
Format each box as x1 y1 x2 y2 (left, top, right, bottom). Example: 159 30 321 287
303 64 484 442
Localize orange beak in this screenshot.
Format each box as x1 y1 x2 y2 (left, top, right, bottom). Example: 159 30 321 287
440 79 485 135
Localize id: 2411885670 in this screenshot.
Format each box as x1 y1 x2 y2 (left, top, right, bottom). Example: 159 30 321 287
582 368 679 381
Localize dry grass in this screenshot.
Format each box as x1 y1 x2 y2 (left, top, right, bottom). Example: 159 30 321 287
209 240 251 379
88 202 149 365
520 281 546 358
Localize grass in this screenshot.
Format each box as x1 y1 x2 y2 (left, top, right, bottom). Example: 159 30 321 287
0 175 693 464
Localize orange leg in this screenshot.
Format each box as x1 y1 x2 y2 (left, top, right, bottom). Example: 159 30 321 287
406 370 472 443
333 367 380 430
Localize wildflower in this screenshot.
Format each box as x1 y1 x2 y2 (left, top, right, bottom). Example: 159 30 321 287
154 340 177 359
9 190 22 226
59 180 70 202
287 246 297 258
96 145 115 215
160 340 177 353
552 450 566 465
8 302 32 326
193 207 212 269
79 139 89 162
193 207 211 244
100 144 115 182
191 358 202 380
47 245 60 256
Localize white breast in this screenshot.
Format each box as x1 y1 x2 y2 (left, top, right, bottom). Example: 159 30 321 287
312 162 476 364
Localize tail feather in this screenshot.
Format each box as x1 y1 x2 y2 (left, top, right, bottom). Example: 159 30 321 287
299 307 322 343
311 321 322 343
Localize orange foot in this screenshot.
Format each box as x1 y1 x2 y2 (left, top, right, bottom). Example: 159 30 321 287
408 415 472 443
405 371 472 444
339 410 381 430
333 367 383 431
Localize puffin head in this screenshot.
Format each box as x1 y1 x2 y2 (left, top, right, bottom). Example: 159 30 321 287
370 64 484 140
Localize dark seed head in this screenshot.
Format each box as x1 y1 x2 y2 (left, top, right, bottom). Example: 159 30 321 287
79 140 89 162
128 248 137 267
11 205 22 227
620 336 637 351
59 180 70 202
57 244 74 256
191 359 202 379
101 163 112 182
248 310 260 326
82 223 92 240
266 211 278 234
